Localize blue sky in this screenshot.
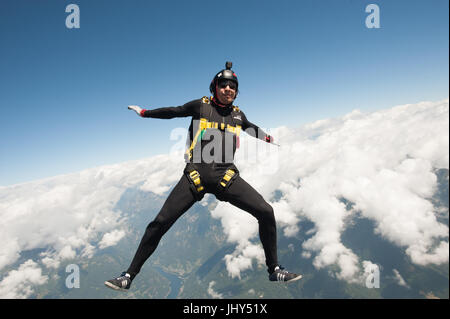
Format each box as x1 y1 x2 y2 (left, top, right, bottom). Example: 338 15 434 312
0 0 448 186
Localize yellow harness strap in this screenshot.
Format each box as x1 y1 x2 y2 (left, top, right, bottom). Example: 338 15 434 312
200 119 242 134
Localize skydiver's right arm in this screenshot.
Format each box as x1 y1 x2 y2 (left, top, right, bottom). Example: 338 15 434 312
128 99 201 119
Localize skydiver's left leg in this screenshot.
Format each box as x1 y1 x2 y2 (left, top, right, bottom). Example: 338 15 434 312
216 175 279 273
216 175 302 282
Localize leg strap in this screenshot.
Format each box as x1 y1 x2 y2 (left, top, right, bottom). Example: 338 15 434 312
188 170 204 193
185 168 205 201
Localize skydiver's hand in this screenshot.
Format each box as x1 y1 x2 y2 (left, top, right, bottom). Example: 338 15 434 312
128 105 143 116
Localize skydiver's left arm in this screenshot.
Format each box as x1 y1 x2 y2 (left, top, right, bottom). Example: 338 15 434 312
241 112 274 143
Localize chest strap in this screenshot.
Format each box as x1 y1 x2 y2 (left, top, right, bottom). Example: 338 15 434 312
185 118 242 161
199 118 242 134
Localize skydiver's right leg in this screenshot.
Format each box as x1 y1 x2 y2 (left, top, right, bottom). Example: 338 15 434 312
126 174 197 279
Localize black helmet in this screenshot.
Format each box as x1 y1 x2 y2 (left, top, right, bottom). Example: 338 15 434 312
209 61 239 97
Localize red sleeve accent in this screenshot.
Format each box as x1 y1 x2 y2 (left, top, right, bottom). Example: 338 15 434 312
140 109 146 117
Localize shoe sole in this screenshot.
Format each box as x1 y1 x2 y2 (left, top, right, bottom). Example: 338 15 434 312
270 274 303 283
104 281 129 292
286 274 303 283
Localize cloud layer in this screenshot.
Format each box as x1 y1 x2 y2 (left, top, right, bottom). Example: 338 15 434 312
227 98 449 281
0 98 448 296
0 154 185 297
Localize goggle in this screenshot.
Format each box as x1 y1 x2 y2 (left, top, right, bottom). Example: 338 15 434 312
217 80 237 90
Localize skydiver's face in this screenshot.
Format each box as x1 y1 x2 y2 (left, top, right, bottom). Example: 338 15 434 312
216 80 237 105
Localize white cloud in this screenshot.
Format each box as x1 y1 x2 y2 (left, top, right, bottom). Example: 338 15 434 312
392 269 410 288
210 202 258 246
0 260 48 299
223 243 265 279
99 229 126 249
40 254 61 270
207 281 224 299
0 236 21 273
272 200 300 237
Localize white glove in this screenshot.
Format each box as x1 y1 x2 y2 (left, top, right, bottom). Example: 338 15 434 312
128 105 143 116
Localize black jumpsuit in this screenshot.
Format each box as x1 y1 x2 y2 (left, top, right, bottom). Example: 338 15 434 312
126 97 278 278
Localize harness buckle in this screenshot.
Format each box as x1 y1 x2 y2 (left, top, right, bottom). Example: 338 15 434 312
219 169 236 188
188 170 204 192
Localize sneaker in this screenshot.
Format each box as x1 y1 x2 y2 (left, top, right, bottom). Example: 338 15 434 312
104 272 132 291
269 265 302 283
